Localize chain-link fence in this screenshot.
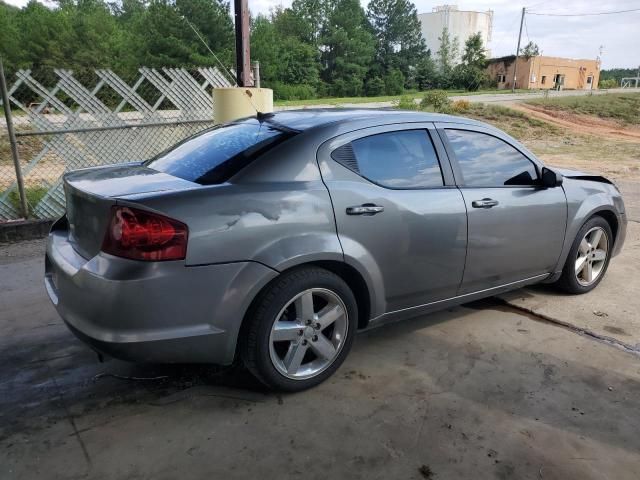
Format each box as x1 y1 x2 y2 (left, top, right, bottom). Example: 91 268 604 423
0 66 232 221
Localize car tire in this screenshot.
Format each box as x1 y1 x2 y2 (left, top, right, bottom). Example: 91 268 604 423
241 266 358 392
555 216 613 294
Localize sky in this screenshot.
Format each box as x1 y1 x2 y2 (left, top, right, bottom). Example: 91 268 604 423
4 0 640 69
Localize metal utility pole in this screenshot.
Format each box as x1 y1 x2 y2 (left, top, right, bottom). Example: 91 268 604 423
512 7 525 93
0 57 28 218
233 0 251 87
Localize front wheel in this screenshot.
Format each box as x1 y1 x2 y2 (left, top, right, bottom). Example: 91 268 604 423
241 267 358 392
555 216 613 294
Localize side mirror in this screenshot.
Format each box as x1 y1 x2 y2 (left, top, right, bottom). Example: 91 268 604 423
541 167 563 188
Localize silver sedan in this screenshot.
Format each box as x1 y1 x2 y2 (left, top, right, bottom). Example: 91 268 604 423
45 109 627 391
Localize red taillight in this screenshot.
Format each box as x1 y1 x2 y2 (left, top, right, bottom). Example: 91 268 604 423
102 206 188 261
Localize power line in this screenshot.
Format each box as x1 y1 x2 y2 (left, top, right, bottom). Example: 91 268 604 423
181 16 238 86
527 8 640 17
525 1 552 10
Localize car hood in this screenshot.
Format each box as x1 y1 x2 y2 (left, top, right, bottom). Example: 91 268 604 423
551 167 614 186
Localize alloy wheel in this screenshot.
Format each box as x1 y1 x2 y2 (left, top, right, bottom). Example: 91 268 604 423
575 226 609 286
268 288 348 380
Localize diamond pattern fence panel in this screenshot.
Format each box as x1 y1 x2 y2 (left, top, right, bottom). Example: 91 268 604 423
0 67 232 220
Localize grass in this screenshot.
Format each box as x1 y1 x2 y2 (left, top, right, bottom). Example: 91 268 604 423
458 102 640 181
274 88 532 107
525 92 640 125
7 185 48 216
463 103 560 141
1 128 45 165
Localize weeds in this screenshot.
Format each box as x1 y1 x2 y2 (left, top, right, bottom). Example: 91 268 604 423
7 185 48 216
526 92 640 125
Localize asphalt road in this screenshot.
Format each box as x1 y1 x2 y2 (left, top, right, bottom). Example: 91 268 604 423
1 238 639 480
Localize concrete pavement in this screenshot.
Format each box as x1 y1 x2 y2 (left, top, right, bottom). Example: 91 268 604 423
1 226 639 479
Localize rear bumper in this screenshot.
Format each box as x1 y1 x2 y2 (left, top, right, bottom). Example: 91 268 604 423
45 230 278 364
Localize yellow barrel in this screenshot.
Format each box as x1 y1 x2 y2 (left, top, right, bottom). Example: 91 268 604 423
212 87 273 124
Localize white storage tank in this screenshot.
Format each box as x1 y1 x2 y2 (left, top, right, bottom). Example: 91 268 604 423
419 5 493 65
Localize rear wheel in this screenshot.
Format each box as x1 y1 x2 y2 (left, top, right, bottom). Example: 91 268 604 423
242 267 357 392
556 216 613 294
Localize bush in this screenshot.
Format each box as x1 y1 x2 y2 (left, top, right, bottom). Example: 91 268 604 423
383 69 405 95
599 78 617 89
420 90 451 113
365 77 386 96
395 95 418 110
451 99 470 113
331 77 365 97
271 82 316 101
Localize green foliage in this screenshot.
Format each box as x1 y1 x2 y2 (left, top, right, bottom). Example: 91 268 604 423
0 0 516 102
420 90 451 112
521 41 539 59
600 68 638 85
251 12 320 91
367 0 426 83
0 0 235 77
365 76 386 96
271 82 316 100
526 93 640 125
436 27 459 76
414 55 438 90
383 68 404 95
395 95 418 110
0 2 25 71
8 185 48 217
321 0 375 97
454 32 488 91
599 78 618 89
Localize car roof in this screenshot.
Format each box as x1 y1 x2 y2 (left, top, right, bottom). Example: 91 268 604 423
263 108 489 131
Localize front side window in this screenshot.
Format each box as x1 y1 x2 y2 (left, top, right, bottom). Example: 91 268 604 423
445 129 538 187
146 121 294 185
331 130 443 188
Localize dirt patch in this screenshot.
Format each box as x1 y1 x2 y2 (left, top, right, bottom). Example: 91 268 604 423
512 104 640 142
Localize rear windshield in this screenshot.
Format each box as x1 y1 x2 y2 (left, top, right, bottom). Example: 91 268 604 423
145 121 294 185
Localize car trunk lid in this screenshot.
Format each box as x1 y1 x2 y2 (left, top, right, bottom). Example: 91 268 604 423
63 163 197 259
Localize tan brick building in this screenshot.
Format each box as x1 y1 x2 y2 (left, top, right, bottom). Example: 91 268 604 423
487 55 601 90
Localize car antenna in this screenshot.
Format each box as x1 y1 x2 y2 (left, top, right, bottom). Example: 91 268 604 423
256 111 275 121
244 90 299 133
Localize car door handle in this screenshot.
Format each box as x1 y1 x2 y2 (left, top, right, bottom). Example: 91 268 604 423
346 204 385 215
471 198 499 209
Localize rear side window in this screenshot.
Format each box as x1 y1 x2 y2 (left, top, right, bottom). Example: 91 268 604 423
146 121 293 185
331 130 443 188
444 129 538 187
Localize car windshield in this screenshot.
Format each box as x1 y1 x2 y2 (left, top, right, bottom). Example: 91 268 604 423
145 120 295 185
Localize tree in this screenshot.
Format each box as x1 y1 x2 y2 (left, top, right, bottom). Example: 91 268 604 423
321 0 375 96
60 0 122 70
16 1 70 70
435 27 459 80
521 41 539 59
290 0 328 46
366 0 426 82
414 52 438 90
453 32 488 91
0 2 25 71
176 0 234 66
251 11 320 96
